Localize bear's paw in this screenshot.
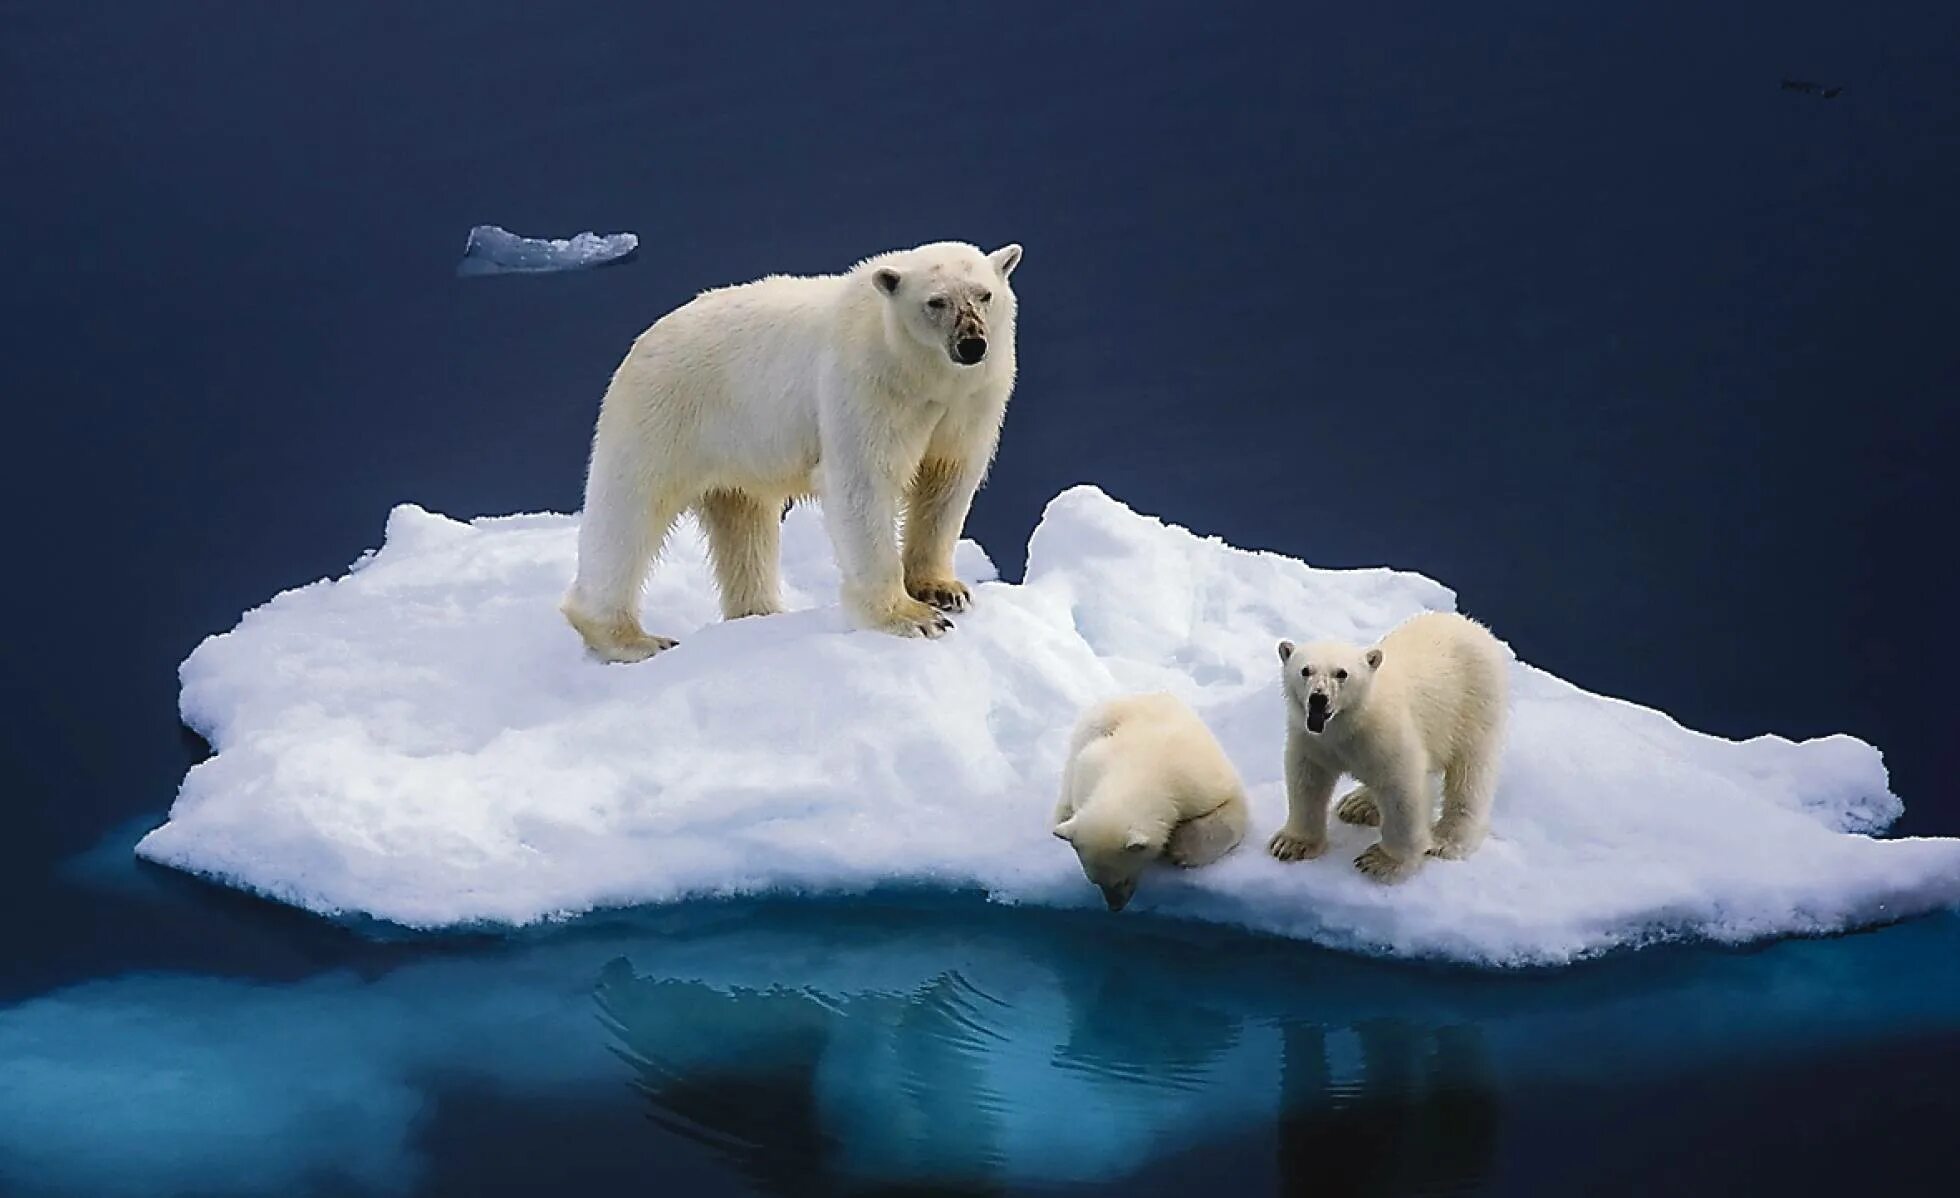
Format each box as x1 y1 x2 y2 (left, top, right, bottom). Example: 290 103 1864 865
1335 788 1381 827
1267 828 1328 863
907 577 972 614
1354 843 1421 884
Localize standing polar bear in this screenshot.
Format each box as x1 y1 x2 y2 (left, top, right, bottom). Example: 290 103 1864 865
1268 612 1509 883
563 240 1024 662
1053 693 1251 911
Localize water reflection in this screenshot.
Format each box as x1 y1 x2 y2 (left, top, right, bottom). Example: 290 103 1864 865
594 909 1505 1195
1276 1022 1498 1197
597 968 1010 1194
3 894 1957 1196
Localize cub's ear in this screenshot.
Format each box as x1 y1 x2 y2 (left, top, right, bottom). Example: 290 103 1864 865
1365 648 1383 669
872 267 902 295
988 243 1023 278
1124 830 1151 852
1052 818 1077 842
1277 639 1296 662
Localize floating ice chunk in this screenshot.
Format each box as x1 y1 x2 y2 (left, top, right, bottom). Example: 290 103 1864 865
455 224 638 276
135 487 1960 964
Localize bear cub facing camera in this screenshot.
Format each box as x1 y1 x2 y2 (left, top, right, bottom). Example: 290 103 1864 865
1054 693 1250 911
1269 611 1509 883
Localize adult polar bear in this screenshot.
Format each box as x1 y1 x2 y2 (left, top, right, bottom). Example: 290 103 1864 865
563 241 1023 661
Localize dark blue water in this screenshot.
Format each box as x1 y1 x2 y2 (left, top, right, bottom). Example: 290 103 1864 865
2 2 1956 1193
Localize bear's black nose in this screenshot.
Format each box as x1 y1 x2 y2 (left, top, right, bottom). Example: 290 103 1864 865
1307 692 1329 712
954 336 987 365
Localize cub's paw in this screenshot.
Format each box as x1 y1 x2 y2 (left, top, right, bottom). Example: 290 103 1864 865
1334 788 1381 827
1354 843 1421 884
907 577 971 613
877 597 955 639
1427 821 1487 861
1267 828 1328 863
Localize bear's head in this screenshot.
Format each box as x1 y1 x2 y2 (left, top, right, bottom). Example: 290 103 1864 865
1277 638 1383 735
869 241 1022 368
1053 805 1165 912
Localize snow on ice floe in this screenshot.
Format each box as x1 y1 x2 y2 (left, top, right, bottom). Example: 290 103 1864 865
135 487 1960 965
455 224 638 276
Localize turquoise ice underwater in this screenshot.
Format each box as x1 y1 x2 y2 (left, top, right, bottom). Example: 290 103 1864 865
135 486 1960 965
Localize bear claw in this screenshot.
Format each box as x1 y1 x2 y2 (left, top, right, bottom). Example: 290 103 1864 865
871 596 956 638
1354 844 1420 884
1335 789 1381 826
596 634 677 664
1267 828 1327 862
1427 821 1486 860
908 579 971 613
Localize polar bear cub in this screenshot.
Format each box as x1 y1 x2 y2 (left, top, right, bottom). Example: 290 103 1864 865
563 240 1024 662
1268 611 1509 883
1053 692 1250 911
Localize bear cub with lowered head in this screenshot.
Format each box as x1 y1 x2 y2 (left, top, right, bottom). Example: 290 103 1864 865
1054 693 1250 911
1268 612 1509 883
563 241 1023 662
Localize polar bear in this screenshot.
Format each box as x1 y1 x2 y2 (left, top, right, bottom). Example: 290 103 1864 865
562 241 1024 662
1267 611 1509 883
1053 692 1250 911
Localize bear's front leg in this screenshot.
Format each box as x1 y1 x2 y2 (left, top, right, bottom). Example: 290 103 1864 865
902 454 983 613
1269 735 1336 862
823 446 952 639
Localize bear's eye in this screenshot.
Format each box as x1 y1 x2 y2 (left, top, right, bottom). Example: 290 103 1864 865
1300 667 1312 677
1334 669 1349 681
977 290 993 304
926 296 949 310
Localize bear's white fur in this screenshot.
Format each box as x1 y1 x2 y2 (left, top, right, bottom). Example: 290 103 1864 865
1053 692 1250 911
1268 611 1509 883
563 240 1023 661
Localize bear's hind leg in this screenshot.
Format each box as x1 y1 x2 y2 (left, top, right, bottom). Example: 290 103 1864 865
1167 800 1249 868
1432 748 1498 860
563 474 686 663
699 487 785 620
1354 768 1431 884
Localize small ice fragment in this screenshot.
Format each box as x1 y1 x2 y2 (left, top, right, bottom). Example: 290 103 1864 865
456 225 639 277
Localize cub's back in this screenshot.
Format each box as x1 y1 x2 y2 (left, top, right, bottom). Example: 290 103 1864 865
1080 692 1243 815
1377 613 1508 748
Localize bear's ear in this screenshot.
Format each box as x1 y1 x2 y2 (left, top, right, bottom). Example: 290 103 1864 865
1277 639 1296 662
988 243 1023 279
1052 818 1077 842
1365 648 1383 669
872 267 902 296
1124 830 1151 852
